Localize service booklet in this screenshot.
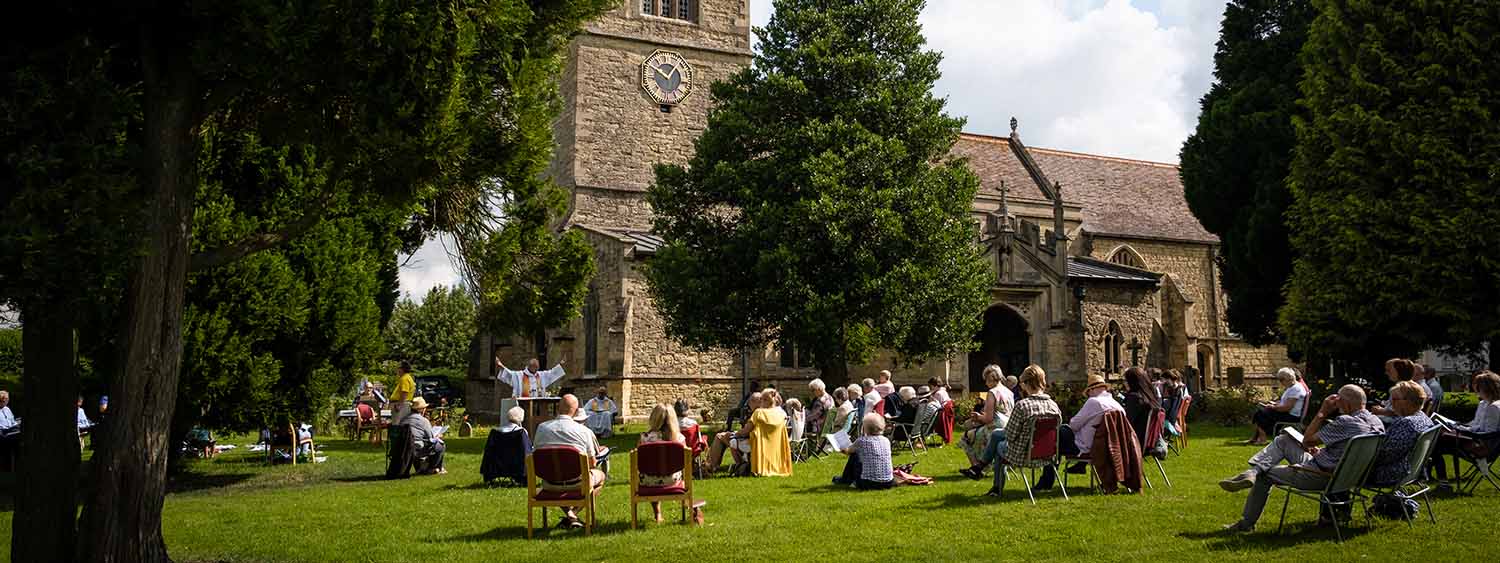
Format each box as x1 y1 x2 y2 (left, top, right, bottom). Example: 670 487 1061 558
826 430 852 452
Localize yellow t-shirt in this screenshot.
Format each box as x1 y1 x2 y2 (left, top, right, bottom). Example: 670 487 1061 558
748 408 793 477
391 373 415 402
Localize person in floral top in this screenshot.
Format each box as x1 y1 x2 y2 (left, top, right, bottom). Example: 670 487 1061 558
1369 381 1435 486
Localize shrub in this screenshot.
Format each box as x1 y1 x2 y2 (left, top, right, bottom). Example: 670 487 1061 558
1438 391 1478 422
1198 385 1265 426
1049 382 1086 418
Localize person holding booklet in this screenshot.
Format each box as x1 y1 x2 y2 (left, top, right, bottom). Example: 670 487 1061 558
1431 371 1500 485
832 413 894 489
402 397 447 475
1245 368 1306 446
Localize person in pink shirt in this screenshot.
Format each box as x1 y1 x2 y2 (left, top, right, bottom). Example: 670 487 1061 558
1036 373 1123 489
873 370 896 400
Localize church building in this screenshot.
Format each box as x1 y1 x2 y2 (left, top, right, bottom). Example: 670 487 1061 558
467 0 1293 421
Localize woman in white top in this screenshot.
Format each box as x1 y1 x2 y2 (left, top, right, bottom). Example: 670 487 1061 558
960 365 1013 470
1432 371 1500 484
1247 368 1306 445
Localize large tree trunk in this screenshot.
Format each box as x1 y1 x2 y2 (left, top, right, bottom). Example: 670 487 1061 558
13 311 81 563
75 26 198 563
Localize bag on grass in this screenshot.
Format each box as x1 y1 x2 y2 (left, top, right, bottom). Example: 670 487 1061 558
1369 493 1418 520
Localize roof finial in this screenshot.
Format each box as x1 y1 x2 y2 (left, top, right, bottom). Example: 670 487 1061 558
1010 116 1018 135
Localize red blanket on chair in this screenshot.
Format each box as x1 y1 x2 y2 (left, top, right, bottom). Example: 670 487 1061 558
1090 410 1143 493
936 401 955 444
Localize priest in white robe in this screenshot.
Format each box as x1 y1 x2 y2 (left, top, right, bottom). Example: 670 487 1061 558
495 357 566 398
580 387 618 437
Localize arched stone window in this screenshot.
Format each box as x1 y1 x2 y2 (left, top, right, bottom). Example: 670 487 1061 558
644 0 697 22
1102 320 1123 374
1108 245 1147 270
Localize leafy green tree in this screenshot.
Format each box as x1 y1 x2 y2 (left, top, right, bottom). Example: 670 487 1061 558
1282 0 1500 370
386 285 478 371
647 0 991 384
0 1 611 560
1181 0 1315 346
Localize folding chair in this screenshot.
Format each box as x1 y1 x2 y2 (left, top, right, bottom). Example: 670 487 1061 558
997 414 1066 504
1456 431 1500 494
1169 395 1192 456
1273 433 1383 543
898 403 940 454
385 423 414 479
1140 408 1170 489
629 441 695 529
1364 425 1442 526
526 447 602 538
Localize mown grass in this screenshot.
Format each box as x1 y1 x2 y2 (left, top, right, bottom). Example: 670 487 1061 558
0 423 1492 562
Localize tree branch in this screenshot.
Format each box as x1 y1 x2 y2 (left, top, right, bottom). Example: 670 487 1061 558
189 208 328 272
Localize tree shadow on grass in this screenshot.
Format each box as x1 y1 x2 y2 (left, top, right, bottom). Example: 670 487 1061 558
1178 522 1375 552
165 472 256 494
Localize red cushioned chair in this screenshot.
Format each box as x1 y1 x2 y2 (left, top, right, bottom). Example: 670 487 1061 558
525 446 601 538
629 441 696 529
998 414 1067 504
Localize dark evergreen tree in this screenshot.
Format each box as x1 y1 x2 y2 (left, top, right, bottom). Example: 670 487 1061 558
1283 0 1500 370
1181 0 1315 346
647 0 991 384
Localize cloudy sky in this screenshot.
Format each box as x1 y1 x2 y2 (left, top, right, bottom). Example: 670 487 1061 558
398 0 1230 301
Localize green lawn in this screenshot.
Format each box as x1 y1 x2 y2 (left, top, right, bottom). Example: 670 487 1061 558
0 423 1491 562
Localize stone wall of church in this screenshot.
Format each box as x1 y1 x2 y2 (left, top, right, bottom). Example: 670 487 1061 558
571 187 654 231
587 0 752 54
1216 339 1293 378
1081 284 1161 376
1088 236 1218 339
562 35 748 194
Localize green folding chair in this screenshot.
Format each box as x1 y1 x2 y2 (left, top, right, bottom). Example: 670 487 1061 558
1363 425 1443 526
1272 433 1383 543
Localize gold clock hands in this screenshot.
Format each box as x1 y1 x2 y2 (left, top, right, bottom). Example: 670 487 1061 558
652 65 672 80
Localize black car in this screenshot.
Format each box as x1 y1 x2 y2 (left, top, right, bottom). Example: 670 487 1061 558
415 375 462 407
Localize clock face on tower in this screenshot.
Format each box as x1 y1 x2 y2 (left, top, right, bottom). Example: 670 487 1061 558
640 49 694 106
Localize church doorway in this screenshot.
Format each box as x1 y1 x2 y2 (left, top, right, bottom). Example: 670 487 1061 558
969 305 1029 391
1195 344 1215 387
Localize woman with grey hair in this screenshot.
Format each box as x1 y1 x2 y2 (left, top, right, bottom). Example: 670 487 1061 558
806 378 834 433
1247 367 1307 445
832 413 895 489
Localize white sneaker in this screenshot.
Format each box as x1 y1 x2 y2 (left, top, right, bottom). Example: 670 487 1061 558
1218 469 1257 492
1222 520 1254 533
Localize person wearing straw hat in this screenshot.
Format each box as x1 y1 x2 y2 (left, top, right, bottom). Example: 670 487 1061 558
1035 373 1122 489
402 397 447 475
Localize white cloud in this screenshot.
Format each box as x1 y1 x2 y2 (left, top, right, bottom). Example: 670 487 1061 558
397 235 463 303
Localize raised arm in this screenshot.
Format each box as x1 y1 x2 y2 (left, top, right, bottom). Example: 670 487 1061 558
540 362 566 387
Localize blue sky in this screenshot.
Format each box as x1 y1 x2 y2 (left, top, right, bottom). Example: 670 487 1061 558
399 0 1231 301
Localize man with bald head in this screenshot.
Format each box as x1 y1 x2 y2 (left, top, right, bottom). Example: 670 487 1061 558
1220 384 1383 532
533 393 606 528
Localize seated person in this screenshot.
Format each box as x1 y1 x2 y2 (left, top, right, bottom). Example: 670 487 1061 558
1247 368 1307 445
534 394 607 529
805 379 833 434
861 379 881 414
1432 371 1500 484
962 365 1062 496
1367 381 1435 486
874 370 896 400
481 406 531 485
1219 385 1383 532
639 403 686 522
961 365 1013 475
927 377 951 405
707 392 763 473
1370 358 1419 423
185 426 215 458
580 386 619 438
1160 369 1189 429
355 380 386 408
833 413 894 489
674 399 698 429
886 387 921 440
784 398 806 442
1036 373 1122 489
831 387 852 432
402 397 446 475
498 405 532 452
0 390 18 437
846 384 867 422
1121 367 1161 449
1420 364 1443 413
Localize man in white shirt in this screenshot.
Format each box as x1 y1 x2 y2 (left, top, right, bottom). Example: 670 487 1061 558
861 378 881 412
1065 374 1124 456
496 356 566 398
0 390 16 434
533 394 606 529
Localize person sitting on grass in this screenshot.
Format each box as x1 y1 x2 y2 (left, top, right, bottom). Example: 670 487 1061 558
961 365 1061 496
1219 384 1383 532
833 413 895 490
639 403 685 522
1246 368 1307 445
403 397 447 475
1035 373 1123 489
1431 371 1500 486
534 394 607 529
960 365 1013 476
